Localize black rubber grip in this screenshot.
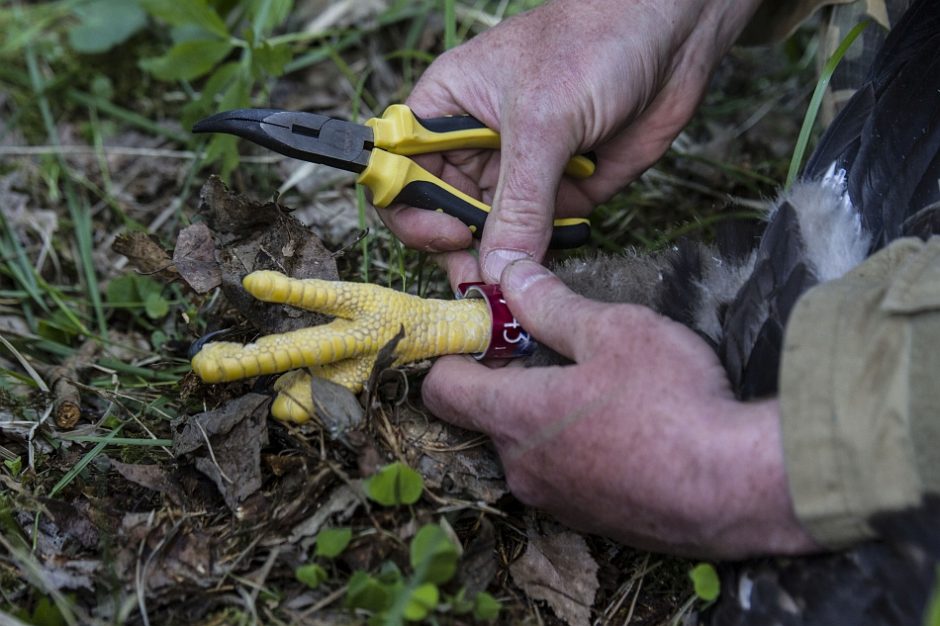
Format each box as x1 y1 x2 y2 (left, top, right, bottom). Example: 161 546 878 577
548 221 591 249
412 113 488 133
395 180 588 249
396 180 488 233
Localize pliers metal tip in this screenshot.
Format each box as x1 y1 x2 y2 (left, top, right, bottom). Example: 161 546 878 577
193 108 374 172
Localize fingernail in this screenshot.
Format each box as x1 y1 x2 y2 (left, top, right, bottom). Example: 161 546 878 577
502 259 550 294
482 248 530 283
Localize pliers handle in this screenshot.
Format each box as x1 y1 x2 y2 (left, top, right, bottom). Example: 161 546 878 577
194 105 596 249
362 105 594 249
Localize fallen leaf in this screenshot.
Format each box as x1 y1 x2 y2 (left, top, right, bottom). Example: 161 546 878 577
509 530 599 626
289 484 361 547
115 512 223 592
455 517 498 596
404 417 506 504
197 176 340 335
310 375 364 438
111 460 185 506
173 393 270 512
173 222 221 293
112 231 177 281
38 498 99 550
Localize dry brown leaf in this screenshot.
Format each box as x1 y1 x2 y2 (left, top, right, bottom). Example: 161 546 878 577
111 460 185 506
111 231 177 281
174 393 270 512
309 375 364 438
197 176 340 335
115 513 224 592
456 516 499 596
403 417 506 504
173 222 221 293
509 530 599 626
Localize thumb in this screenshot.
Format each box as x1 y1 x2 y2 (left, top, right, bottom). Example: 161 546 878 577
499 259 605 361
480 112 572 283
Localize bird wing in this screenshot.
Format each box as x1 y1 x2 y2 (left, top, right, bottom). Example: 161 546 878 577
717 0 940 399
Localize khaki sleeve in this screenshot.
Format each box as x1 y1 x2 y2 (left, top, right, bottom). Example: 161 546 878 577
738 0 855 45
779 236 940 549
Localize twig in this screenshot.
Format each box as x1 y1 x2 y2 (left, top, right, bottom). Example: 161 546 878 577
35 340 100 429
295 583 348 621
196 419 234 484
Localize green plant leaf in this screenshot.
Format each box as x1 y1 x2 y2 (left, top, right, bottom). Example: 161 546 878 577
28 595 68 626
248 0 294 38
3 456 22 477
106 274 138 305
37 309 83 345
295 563 328 589
68 0 147 54
689 562 721 602
346 571 392 613
138 0 229 38
473 591 502 621
252 41 292 78
449 587 474 615
139 39 233 81
107 273 163 305
409 524 458 585
365 462 423 506
143 292 169 319
315 527 352 558
181 60 240 129
403 583 438 622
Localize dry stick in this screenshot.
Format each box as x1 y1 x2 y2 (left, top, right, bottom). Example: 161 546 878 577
33 340 100 429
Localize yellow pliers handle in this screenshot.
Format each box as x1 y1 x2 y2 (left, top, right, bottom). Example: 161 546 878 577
359 105 594 249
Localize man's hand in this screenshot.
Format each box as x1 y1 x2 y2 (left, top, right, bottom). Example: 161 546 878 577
384 0 763 282
422 260 819 558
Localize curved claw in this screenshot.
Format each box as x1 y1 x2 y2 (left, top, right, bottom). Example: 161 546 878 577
188 328 237 360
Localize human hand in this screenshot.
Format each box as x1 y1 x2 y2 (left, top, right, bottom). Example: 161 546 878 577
384 0 763 282
422 260 819 558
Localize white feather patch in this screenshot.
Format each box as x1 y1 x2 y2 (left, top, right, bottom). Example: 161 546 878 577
773 164 871 281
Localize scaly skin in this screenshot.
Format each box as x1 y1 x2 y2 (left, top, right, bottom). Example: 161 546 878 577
191 270 491 422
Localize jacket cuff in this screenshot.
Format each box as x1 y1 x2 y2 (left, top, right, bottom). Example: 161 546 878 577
779 237 940 549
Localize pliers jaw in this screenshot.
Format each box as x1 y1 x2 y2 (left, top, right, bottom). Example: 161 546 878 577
193 109 373 173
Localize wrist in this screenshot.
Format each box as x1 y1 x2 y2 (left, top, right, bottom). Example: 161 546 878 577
708 398 820 558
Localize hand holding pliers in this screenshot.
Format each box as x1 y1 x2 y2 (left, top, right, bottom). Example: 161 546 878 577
193 105 595 249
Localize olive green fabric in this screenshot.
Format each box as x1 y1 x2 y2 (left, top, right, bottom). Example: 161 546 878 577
780 237 940 548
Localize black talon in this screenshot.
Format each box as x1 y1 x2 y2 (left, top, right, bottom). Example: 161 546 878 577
188 328 235 360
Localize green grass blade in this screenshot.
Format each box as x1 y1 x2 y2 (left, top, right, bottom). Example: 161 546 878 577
59 436 173 446
443 0 457 49
786 19 869 189
49 425 123 497
67 89 191 144
65 185 107 336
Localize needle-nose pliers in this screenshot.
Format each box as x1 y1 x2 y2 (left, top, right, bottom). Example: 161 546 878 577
193 104 595 248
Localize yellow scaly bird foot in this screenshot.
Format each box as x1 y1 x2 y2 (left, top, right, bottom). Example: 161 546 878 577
191 270 491 423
